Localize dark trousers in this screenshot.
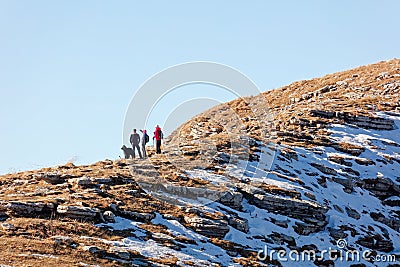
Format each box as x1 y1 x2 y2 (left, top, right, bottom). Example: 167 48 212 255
132 143 143 158
156 140 162 154
141 144 147 158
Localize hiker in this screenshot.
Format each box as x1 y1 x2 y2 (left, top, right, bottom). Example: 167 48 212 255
129 129 143 159
153 125 163 154
140 129 149 158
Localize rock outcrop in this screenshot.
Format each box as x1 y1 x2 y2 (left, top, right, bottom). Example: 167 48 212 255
310 110 395 130
183 216 230 238
57 205 100 221
1 59 400 266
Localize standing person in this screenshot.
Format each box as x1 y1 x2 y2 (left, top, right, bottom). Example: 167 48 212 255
153 125 163 154
140 129 149 158
129 129 143 159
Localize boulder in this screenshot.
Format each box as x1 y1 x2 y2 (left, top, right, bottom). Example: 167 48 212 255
370 212 400 231
109 246 131 260
362 177 400 199
227 217 249 233
218 191 243 209
382 197 400 207
57 205 100 221
268 232 296 246
310 110 395 130
333 205 344 213
293 221 324 235
238 184 329 221
270 218 289 228
184 216 229 238
328 228 348 240
341 167 360 177
0 201 54 216
345 207 360 220
119 210 155 222
345 115 394 130
310 163 337 175
356 235 394 252
328 156 352 167
103 210 115 223
241 192 328 234
68 177 114 188
235 183 266 196
82 245 106 256
355 158 375 166
332 177 354 189
152 232 175 242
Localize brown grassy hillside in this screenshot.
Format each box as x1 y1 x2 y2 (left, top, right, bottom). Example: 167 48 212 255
1 59 399 266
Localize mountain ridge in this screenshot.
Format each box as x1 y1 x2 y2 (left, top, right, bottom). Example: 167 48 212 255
1 59 400 267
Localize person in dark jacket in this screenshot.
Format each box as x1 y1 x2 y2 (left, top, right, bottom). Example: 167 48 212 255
153 125 163 154
129 129 143 159
140 129 149 158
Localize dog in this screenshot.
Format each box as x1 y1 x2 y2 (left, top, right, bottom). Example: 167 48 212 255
121 145 134 159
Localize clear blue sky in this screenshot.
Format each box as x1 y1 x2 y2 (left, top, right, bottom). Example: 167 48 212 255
1 1 399 174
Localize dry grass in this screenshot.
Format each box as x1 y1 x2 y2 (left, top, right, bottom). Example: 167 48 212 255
148 256 179 266
337 142 364 150
0 218 121 267
0 59 399 266
258 184 301 198
166 59 400 157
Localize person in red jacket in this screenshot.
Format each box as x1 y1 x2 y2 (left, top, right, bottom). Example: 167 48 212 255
153 125 163 154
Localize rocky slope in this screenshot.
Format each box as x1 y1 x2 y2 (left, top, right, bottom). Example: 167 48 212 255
1 59 400 267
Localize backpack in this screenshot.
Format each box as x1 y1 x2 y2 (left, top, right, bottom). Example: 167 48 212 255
156 129 163 139
145 133 149 143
